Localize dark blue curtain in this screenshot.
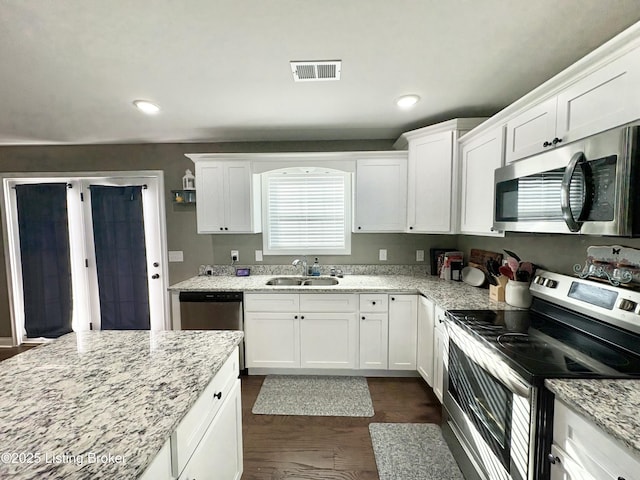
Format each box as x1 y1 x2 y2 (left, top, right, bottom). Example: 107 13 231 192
90 185 150 330
15 183 73 338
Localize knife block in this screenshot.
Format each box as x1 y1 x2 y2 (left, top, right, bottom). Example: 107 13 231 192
489 284 505 302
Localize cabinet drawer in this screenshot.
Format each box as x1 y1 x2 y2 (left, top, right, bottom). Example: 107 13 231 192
359 294 388 312
171 347 239 477
244 293 299 312
300 293 358 312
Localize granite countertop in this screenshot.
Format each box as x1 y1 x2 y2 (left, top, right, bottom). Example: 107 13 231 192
169 274 520 311
0 330 243 480
546 379 640 459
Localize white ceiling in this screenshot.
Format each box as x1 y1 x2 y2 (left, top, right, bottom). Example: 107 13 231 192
2 1 640 146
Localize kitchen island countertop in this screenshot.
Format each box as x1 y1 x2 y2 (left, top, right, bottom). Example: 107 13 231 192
0 330 243 479
169 273 519 311
546 379 640 459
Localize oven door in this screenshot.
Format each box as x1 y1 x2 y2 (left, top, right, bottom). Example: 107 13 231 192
444 333 532 480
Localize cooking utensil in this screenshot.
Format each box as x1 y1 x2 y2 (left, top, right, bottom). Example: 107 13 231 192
504 249 522 262
499 265 514 280
507 257 519 276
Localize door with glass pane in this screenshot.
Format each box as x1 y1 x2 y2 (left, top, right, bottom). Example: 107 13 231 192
81 177 165 331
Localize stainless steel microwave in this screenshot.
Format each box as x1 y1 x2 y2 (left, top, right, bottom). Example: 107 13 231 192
494 124 640 236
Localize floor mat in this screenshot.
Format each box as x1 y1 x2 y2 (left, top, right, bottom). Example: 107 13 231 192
252 375 374 417
369 423 464 480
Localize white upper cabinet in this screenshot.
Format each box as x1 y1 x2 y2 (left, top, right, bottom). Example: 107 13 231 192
505 40 640 163
505 97 558 163
556 47 640 144
397 119 486 234
353 154 408 232
187 157 261 234
459 126 505 236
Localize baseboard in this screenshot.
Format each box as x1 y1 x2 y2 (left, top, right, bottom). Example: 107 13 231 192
0 337 15 347
247 367 420 377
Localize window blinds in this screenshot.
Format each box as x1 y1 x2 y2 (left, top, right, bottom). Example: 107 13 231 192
264 171 350 253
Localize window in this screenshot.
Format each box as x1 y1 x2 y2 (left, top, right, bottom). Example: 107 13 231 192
262 167 351 255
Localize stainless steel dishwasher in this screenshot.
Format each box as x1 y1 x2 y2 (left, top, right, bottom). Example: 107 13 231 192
179 291 245 369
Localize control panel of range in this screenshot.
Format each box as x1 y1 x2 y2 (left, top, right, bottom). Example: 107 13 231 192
530 270 640 336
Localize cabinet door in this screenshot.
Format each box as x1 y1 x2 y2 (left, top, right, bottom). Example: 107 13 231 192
557 48 640 145
244 312 300 368
433 307 448 403
417 296 435 386
299 313 358 369
388 295 417 370
359 312 388 369
354 157 408 232
139 440 172 480
178 379 243 480
459 127 505 236
505 97 558 163
224 162 259 233
549 444 600 480
195 162 226 233
407 131 454 233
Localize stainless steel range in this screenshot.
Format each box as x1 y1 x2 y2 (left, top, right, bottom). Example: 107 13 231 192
442 269 640 480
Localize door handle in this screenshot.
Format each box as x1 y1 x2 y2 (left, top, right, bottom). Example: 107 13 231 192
561 151 591 232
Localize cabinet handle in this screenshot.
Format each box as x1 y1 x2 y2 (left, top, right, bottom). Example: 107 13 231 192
300 315 305 319
294 315 298 319
219 227 224 231
213 392 222 400
357 226 362 230
151 274 160 279
391 297 395 301
547 453 559 465
543 140 552 147
409 226 413 230
153 262 159 267
362 316 366 320
552 137 563 145
372 301 376 305
224 227 229 231
618 477 626 480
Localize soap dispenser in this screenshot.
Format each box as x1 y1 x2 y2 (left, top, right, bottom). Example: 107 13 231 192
311 258 321 276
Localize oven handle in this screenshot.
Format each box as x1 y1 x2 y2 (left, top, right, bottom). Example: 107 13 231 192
561 152 593 233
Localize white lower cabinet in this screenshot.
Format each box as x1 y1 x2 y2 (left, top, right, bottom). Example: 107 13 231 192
388 295 418 370
178 379 243 480
359 294 389 369
551 399 640 480
416 295 435 386
433 306 448 403
300 312 358 368
140 440 172 480
244 293 358 370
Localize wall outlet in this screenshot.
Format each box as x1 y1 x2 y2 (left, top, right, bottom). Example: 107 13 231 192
255 250 263 262
231 250 239 262
379 249 387 261
416 250 425 262
168 250 184 262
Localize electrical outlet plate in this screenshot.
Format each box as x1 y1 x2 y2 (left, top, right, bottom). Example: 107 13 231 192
416 250 425 262
379 249 387 261
231 250 239 261
255 250 263 262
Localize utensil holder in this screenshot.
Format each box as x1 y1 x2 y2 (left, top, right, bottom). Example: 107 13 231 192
489 284 505 302
505 280 532 308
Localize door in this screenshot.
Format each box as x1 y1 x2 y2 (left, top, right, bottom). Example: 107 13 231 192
300 313 358 369
359 313 388 369
2 171 168 343
417 296 435 386
82 177 166 330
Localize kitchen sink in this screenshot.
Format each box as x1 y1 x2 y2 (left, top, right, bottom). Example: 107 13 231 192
265 277 304 286
302 277 339 286
264 277 339 286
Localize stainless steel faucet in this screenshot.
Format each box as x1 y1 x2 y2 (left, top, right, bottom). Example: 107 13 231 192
292 256 308 276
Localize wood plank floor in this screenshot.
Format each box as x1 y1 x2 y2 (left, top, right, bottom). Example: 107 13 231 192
241 375 442 480
0 345 36 362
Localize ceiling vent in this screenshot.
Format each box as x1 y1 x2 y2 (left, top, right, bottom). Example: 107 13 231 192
290 60 341 82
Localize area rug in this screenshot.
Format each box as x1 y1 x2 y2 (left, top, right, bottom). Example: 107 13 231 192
369 423 464 480
252 375 374 417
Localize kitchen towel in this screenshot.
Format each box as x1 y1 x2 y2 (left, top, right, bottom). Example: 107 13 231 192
252 375 374 417
369 423 464 480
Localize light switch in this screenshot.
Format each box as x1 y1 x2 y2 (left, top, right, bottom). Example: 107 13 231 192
168 250 184 262
416 250 425 262
379 249 387 261
255 250 263 262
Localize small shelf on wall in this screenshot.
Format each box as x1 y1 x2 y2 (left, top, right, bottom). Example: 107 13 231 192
172 190 196 204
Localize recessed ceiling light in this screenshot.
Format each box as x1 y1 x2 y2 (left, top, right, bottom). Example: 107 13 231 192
396 94 420 109
133 100 160 115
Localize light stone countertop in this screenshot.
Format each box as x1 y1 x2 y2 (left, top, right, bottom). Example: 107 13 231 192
169 273 520 311
0 330 243 480
546 379 640 460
